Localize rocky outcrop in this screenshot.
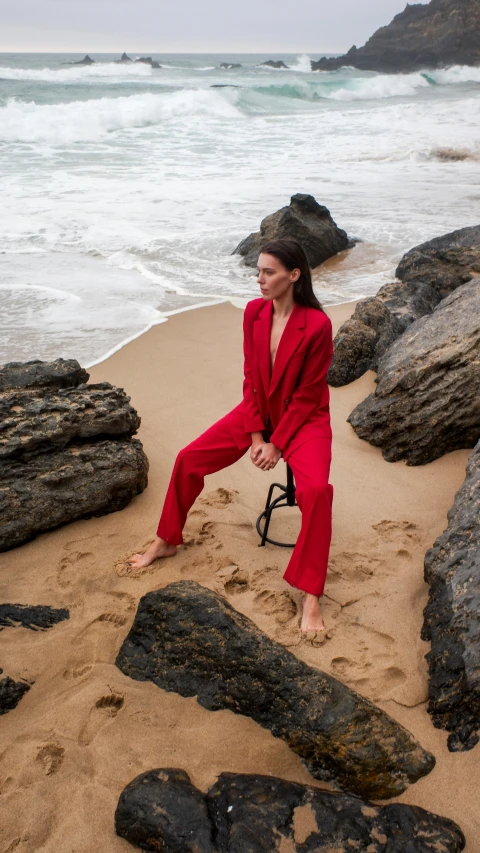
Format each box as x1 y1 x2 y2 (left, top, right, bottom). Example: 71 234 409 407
115 769 466 853
312 0 480 72
422 440 480 752
136 56 161 68
329 225 480 386
116 581 435 800
0 358 148 551
0 672 30 716
62 55 95 66
0 604 69 631
234 194 350 269
259 60 289 69
115 52 133 63
396 225 480 299
347 279 480 464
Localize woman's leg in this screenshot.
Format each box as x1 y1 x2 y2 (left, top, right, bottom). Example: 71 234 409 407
129 410 250 568
283 437 333 630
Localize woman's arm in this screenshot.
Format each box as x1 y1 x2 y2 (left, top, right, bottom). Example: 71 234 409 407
242 308 266 434
270 318 333 452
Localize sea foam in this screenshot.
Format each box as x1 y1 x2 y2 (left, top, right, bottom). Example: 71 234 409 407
0 90 241 143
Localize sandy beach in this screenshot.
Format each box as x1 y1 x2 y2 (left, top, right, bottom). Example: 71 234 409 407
0 299 478 852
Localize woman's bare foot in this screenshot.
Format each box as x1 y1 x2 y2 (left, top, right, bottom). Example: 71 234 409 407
300 592 325 632
128 537 177 570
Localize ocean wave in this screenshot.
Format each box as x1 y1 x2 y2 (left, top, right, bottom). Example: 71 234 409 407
325 72 430 101
289 54 314 73
0 90 241 143
0 62 154 84
428 65 480 85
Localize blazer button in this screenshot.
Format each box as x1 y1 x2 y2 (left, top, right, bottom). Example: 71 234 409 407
253 388 257 394
284 398 290 404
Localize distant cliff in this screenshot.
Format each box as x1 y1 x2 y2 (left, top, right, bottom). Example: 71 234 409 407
312 0 480 72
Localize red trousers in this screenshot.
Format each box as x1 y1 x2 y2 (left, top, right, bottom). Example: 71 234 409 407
157 408 333 597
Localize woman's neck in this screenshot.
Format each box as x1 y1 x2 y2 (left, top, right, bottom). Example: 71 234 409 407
272 292 295 320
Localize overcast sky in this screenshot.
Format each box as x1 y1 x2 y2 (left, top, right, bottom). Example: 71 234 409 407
0 0 429 54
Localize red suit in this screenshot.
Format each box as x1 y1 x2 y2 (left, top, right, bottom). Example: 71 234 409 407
157 298 334 596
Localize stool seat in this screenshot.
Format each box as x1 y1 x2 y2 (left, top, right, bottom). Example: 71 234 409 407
256 463 298 548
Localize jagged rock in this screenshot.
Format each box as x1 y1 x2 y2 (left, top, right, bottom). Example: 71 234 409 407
0 673 30 716
0 604 69 631
311 0 480 72
116 581 435 799
422 440 480 752
115 52 133 63
327 224 480 387
0 358 88 392
234 194 350 269
115 769 466 853
135 56 162 68
62 55 95 66
0 438 148 551
220 62 242 69
0 383 140 459
347 279 480 464
396 225 480 300
328 297 404 386
259 60 289 68
0 358 148 551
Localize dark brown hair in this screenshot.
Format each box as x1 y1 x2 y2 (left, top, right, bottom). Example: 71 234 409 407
259 237 323 311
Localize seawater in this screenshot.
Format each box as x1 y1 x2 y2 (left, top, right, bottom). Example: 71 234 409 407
1 52 479 366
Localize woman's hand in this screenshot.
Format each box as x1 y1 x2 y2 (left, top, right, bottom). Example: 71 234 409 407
250 442 282 471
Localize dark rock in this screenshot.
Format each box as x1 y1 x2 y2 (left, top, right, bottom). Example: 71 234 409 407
328 280 440 386
116 769 466 853
0 383 141 460
0 358 148 551
116 769 215 853
210 84 241 88
220 63 242 69
62 55 95 66
0 604 69 631
328 225 480 387
0 438 148 551
234 194 350 269
0 675 30 716
116 581 435 799
422 439 480 752
311 0 480 72
347 279 480 464
327 297 404 386
115 52 133 63
135 56 161 68
396 225 480 300
0 358 88 392
259 60 289 69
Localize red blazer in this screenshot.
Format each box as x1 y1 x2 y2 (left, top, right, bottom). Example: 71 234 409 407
230 298 333 459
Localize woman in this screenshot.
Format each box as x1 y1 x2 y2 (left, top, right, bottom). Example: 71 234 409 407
129 238 334 633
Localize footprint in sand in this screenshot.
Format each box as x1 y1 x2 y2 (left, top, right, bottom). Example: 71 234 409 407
372 519 420 543
36 743 65 776
78 693 124 746
56 550 95 588
253 589 298 625
199 487 238 508
95 612 128 627
215 565 250 594
63 663 93 681
329 622 407 698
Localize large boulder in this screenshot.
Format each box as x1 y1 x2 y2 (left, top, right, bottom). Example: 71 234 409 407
115 769 466 853
347 279 480 464
259 60 289 69
396 225 480 300
234 194 350 269
0 359 148 551
328 224 480 387
311 0 480 72
116 581 435 800
422 440 480 753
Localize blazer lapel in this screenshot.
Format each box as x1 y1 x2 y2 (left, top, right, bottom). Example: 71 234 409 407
253 299 273 399
269 304 306 397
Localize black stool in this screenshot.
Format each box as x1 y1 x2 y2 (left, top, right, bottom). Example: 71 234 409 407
256 463 298 548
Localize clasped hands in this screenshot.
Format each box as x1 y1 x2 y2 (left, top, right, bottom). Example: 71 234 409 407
250 439 282 471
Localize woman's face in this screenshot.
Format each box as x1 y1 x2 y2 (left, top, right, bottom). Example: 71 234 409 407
257 253 299 301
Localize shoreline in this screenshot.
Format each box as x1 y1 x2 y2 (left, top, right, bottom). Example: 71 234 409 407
0 299 477 851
